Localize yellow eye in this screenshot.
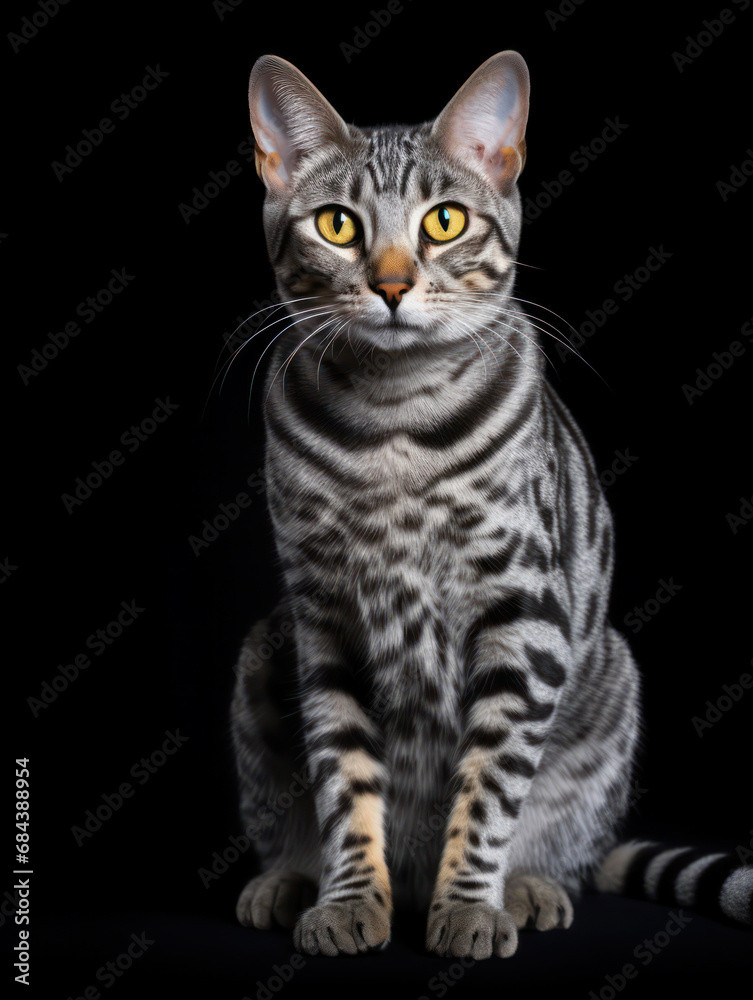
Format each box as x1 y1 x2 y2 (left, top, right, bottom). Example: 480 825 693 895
316 206 359 246
421 203 467 243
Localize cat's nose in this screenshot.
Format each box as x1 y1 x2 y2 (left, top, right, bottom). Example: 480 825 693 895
373 281 412 312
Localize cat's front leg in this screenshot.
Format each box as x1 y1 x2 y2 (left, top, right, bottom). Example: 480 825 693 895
291 616 392 956
426 612 570 959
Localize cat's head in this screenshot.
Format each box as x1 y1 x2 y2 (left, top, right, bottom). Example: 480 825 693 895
248 52 529 353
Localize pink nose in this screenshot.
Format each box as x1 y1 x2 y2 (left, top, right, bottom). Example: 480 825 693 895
374 281 412 311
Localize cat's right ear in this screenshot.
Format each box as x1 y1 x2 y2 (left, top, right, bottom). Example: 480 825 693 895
248 55 350 192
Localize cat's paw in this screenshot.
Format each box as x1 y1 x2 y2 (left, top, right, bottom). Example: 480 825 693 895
236 870 317 930
293 900 391 956
504 874 574 931
426 902 518 959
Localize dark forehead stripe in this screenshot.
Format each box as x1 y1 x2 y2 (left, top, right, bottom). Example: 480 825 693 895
419 173 434 202
399 158 416 197
288 122 500 223
360 128 427 195
365 160 382 196
292 123 438 204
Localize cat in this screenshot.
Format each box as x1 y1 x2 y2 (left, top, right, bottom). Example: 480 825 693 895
229 51 752 958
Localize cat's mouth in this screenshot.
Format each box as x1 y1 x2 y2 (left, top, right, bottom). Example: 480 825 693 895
380 314 421 330
362 305 430 332
354 316 427 349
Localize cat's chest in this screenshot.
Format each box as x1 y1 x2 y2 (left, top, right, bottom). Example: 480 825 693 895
345 479 517 605
354 435 457 494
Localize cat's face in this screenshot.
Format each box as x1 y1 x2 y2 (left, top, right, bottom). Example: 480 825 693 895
249 53 529 354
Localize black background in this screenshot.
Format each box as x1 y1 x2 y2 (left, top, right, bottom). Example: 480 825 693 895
3 1 752 997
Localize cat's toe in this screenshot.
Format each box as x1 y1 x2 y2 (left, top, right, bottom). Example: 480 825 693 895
236 870 317 930
504 874 574 931
293 900 391 956
426 902 518 959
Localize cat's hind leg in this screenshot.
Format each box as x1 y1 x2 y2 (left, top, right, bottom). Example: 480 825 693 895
504 625 641 930
231 605 322 931
504 873 574 931
236 869 317 929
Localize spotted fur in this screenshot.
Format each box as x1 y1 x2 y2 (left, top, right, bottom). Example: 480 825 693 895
230 52 752 958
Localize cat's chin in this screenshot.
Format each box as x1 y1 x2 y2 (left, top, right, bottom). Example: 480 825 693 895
348 319 464 353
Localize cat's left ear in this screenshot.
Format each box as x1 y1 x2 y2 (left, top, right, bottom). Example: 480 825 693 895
431 51 530 196
248 55 351 192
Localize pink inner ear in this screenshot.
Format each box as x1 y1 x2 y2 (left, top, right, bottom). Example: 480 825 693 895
495 146 523 183
249 56 353 191
252 86 296 185
431 52 529 191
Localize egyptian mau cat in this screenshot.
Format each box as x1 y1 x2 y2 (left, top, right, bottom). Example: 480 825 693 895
229 51 751 958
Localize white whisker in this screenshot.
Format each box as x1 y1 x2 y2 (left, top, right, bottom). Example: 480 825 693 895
315 319 351 390
206 302 335 409
212 294 327 374
442 316 494 381
461 292 608 385
268 315 342 403
474 312 554 372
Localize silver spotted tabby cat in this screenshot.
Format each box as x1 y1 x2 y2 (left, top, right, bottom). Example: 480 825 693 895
230 51 752 957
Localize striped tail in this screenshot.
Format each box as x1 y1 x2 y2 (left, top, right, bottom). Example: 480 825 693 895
595 841 753 926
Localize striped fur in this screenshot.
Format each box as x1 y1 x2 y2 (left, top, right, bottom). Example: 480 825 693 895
597 842 751 926
230 53 752 957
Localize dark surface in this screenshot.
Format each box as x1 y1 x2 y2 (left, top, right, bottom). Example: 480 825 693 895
3 1 752 997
